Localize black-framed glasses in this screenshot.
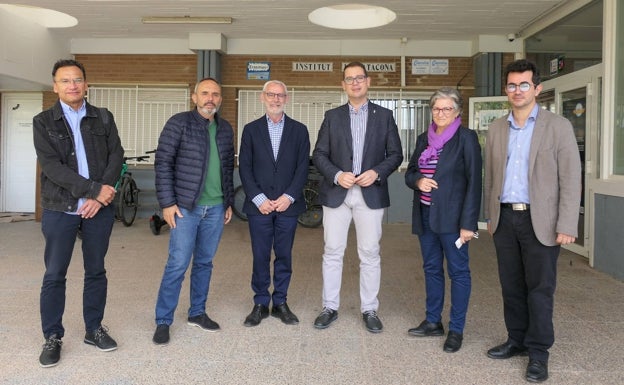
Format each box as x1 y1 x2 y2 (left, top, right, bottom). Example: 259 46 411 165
431 107 455 115
55 78 84 86
506 82 534 92
265 92 287 99
343 75 367 85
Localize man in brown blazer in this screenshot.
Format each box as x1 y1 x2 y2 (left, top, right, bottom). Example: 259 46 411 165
484 59 581 383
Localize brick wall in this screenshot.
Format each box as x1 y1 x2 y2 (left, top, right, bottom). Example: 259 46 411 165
42 52 516 135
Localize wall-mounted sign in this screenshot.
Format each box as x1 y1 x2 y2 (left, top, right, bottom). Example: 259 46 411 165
411 59 449 75
247 61 270 80
292 62 333 72
342 62 396 72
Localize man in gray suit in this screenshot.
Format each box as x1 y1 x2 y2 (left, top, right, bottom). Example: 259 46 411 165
312 61 403 333
484 59 581 383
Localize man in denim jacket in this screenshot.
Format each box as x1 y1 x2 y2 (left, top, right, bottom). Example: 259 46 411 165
33 59 124 368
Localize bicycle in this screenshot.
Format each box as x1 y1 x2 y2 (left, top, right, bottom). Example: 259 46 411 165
297 165 323 228
231 163 323 228
114 150 154 226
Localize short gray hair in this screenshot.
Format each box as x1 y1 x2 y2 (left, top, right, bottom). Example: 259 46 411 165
429 87 463 114
262 80 288 95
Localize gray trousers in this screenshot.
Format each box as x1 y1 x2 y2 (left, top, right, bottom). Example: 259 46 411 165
321 185 385 312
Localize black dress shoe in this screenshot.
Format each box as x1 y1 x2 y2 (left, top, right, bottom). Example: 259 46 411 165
526 359 548 382
244 304 269 327
271 303 299 325
487 341 528 359
443 331 463 353
408 320 444 337
362 310 383 333
313 307 337 329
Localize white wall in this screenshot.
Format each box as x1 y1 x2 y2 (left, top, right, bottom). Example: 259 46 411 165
0 9 69 91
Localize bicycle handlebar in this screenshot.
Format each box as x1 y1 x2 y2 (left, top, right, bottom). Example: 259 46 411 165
123 155 149 162
123 150 156 163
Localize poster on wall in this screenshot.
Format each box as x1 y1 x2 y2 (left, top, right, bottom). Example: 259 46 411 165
411 59 449 75
247 62 270 80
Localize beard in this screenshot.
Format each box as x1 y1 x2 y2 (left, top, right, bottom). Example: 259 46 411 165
199 104 219 116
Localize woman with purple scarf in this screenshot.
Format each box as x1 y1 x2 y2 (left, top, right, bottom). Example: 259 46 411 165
405 87 482 353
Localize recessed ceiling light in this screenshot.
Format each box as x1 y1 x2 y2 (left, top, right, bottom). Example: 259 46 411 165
0 4 77 28
308 4 396 30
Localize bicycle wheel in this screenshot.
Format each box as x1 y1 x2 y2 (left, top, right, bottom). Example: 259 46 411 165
118 177 139 226
232 185 248 221
298 187 323 228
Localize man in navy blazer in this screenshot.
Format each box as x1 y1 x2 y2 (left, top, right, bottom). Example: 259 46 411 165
312 62 403 333
239 80 310 327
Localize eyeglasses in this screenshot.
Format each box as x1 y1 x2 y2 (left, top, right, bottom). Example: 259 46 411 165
264 92 287 99
55 78 85 86
343 75 367 85
506 82 534 92
431 107 455 115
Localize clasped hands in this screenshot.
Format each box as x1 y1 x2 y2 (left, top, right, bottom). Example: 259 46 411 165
78 184 116 219
337 170 379 189
259 195 292 215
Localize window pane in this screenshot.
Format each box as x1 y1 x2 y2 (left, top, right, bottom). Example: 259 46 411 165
88 86 189 163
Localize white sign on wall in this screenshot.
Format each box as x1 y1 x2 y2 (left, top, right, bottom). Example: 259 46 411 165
292 62 333 72
411 59 449 75
342 62 396 72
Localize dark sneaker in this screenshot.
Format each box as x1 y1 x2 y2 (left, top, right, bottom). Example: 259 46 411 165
187 313 220 332
313 307 338 329
152 324 170 345
84 326 118 352
362 310 383 333
39 334 62 368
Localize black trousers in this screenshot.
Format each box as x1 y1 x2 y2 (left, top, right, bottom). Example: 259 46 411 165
493 206 560 362
40 206 115 338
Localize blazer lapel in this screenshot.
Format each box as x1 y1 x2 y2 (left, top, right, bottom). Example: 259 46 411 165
258 117 276 164
362 102 377 157
275 115 293 165
339 104 353 155
528 110 547 182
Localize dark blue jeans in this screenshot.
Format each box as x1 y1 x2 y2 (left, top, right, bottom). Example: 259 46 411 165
155 204 225 325
418 205 472 333
40 206 114 338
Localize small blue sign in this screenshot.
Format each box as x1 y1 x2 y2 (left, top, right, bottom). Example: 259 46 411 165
247 61 270 80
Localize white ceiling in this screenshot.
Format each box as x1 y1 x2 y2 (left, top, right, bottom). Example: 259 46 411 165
0 1 602 91
9 0 580 41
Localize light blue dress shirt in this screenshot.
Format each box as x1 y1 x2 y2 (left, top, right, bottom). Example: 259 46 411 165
60 100 88 213
251 114 294 208
500 104 539 204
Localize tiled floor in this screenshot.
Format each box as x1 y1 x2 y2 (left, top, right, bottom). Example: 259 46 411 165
1 217 622 384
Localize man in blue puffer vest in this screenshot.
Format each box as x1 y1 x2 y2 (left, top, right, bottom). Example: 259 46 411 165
152 77 235 345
